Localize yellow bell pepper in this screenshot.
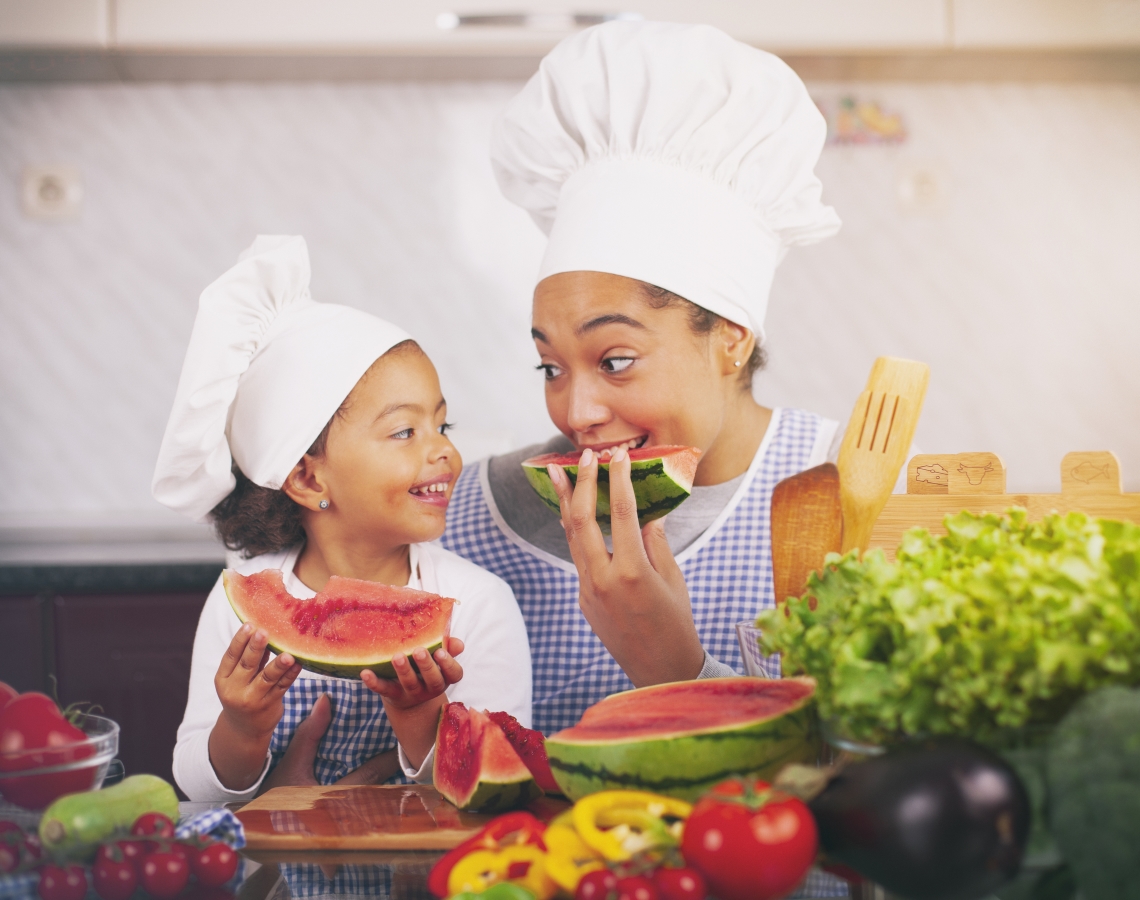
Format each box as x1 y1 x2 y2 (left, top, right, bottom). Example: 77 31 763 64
447 845 556 899
541 824 605 892
571 791 693 862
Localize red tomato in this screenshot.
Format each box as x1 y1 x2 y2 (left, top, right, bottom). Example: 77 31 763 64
116 839 147 870
680 778 818 900
38 864 88 900
191 842 240 888
94 847 140 900
0 683 17 709
132 812 176 841
141 851 191 899
616 876 659 900
576 868 618 900
0 838 20 874
0 695 94 809
652 867 707 900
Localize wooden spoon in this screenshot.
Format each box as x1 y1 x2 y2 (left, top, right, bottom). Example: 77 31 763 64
770 462 844 605
837 357 930 554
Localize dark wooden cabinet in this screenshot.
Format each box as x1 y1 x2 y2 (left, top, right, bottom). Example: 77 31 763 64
0 595 49 693
53 592 207 791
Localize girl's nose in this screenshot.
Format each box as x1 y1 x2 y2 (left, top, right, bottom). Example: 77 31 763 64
564 377 611 436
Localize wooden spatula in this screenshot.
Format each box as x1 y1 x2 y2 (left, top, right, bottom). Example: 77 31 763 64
771 463 844 605
837 356 930 554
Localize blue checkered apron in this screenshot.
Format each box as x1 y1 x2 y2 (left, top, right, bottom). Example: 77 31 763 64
441 407 848 898
441 407 822 736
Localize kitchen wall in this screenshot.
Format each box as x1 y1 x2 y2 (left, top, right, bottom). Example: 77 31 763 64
1 77 1138 555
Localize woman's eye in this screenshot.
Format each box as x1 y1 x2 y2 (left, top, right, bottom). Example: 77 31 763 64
439 422 455 435
601 357 635 374
393 428 414 440
535 363 563 381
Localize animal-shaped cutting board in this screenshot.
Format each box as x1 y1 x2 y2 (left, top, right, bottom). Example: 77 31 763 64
236 785 566 851
867 450 1140 559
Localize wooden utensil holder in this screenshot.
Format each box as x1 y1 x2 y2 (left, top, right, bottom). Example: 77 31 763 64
867 450 1140 559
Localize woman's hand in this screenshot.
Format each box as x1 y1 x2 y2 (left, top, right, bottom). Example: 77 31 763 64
209 625 302 790
549 446 706 687
360 637 465 769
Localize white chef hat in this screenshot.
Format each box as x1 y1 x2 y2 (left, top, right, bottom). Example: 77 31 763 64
491 20 841 341
152 235 411 522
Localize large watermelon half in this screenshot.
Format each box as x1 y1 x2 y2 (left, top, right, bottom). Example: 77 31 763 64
521 445 701 532
433 702 542 813
545 677 820 802
223 569 454 680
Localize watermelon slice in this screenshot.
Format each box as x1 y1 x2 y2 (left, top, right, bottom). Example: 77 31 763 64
521 445 701 532
433 702 542 812
487 711 562 795
545 677 820 801
223 569 454 680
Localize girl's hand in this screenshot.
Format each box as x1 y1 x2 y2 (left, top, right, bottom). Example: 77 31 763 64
359 637 465 709
214 624 302 739
550 446 705 687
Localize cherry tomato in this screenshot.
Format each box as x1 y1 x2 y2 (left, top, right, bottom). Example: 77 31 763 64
94 846 139 900
616 876 659 900
0 683 17 710
112 839 147 870
141 851 191 899
0 841 20 874
576 868 618 900
38 864 88 900
0 694 93 809
681 778 818 900
652 867 707 900
132 812 176 841
191 841 240 888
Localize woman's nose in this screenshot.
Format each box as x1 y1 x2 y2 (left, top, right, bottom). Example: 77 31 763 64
564 377 611 436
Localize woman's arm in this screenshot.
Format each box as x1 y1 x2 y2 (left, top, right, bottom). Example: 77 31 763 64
548 446 706 687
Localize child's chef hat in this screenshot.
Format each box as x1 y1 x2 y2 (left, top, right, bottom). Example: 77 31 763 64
152 235 411 522
491 21 841 341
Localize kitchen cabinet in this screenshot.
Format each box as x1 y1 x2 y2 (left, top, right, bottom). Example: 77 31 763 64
0 595 48 694
953 0 1140 47
0 0 108 46
113 0 947 51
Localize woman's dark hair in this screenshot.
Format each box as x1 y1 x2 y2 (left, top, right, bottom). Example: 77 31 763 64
640 283 767 388
208 339 422 558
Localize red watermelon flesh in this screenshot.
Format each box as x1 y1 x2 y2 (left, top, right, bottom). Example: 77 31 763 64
434 703 542 813
223 569 454 680
524 444 701 491
487 711 561 795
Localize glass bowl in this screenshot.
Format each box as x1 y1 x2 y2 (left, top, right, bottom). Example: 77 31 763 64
734 621 781 678
0 713 119 810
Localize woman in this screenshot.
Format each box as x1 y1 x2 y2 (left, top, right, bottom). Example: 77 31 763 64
441 20 842 735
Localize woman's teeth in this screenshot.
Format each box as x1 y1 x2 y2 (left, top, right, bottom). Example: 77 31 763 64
597 437 646 459
412 483 448 494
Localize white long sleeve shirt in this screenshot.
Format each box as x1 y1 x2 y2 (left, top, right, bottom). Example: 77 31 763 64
172 541 532 802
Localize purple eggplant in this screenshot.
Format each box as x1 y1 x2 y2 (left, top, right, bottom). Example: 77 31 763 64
810 738 1030 900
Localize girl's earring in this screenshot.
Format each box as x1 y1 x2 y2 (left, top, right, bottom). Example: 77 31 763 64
733 360 742 368
319 499 329 510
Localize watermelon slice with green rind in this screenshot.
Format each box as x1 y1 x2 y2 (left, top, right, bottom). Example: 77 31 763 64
223 569 454 680
545 676 820 801
433 702 542 812
521 445 701 532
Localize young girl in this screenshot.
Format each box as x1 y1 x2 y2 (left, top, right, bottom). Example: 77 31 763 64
155 235 531 801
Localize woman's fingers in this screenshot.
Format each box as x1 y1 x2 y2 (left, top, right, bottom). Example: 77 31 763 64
557 450 609 567
218 624 254 679
606 447 649 565
642 518 684 585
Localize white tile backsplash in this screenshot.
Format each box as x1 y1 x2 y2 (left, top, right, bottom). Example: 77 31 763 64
1 79 1137 536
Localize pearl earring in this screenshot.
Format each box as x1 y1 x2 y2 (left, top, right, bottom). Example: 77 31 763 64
319 499 329 509
734 360 742 368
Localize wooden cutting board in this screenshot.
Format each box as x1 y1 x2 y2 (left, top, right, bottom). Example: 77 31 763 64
867 450 1140 559
236 785 566 851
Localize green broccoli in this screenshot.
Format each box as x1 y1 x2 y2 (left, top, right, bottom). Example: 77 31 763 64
1046 686 1140 900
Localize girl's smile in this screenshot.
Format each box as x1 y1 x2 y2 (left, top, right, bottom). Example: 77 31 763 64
409 473 453 508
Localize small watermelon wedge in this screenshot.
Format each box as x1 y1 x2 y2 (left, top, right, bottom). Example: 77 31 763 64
546 677 820 801
223 569 454 680
487 711 562 795
433 703 542 812
521 445 701 532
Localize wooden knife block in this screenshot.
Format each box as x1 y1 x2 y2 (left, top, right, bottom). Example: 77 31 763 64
867 450 1140 560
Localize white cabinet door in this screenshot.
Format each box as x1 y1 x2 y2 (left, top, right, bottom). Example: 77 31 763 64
114 0 948 51
954 0 1140 47
0 0 108 46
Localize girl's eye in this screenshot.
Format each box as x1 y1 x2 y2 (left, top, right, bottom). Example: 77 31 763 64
393 428 414 440
535 363 564 381
439 422 455 435
601 357 635 374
